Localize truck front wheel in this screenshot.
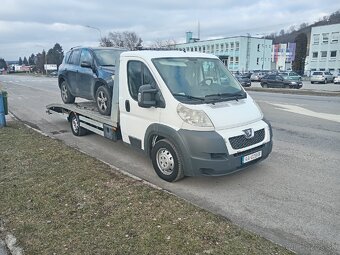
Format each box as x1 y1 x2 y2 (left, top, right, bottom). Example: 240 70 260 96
151 139 184 182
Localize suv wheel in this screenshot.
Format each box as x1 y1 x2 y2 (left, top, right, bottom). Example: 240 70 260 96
60 81 75 103
95 86 111 115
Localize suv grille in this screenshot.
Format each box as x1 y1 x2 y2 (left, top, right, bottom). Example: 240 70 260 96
229 129 265 149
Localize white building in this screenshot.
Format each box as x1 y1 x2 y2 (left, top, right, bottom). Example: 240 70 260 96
307 23 340 75
175 32 273 72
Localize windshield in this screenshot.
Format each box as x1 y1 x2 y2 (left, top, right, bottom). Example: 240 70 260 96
152 57 245 104
93 49 123 66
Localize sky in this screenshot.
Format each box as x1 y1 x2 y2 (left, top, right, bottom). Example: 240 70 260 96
0 0 339 61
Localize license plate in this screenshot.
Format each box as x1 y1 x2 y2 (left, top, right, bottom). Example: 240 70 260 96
242 151 262 164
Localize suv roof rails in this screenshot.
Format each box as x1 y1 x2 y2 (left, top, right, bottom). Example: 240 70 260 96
134 46 185 52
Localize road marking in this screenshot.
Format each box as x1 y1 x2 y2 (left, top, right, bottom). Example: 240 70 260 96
269 103 340 123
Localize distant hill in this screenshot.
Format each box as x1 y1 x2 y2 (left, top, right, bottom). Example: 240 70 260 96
265 10 340 44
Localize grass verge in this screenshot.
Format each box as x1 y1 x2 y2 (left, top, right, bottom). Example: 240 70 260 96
0 122 294 255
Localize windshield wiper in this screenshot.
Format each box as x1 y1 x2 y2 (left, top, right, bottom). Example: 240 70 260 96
172 93 205 101
205 92 246 102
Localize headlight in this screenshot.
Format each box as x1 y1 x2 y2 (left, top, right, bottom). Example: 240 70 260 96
177 104 213 127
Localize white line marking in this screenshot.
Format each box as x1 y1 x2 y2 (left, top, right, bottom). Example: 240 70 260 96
269 103 340 123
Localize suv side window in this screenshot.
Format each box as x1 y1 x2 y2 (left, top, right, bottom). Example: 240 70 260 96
127 61 157 100
80 49 93 64
68 49 81 65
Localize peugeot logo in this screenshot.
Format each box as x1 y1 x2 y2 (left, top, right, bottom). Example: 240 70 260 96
243 128 254 139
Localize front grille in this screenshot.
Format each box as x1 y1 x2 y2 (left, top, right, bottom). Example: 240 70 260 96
229 129 265 149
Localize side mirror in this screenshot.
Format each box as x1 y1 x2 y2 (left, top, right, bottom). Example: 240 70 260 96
80 61 92 68
138 84 158 108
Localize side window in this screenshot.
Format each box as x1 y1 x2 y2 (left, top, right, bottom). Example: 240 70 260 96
80 49 93 64
68 49 81 65
127 61 157 100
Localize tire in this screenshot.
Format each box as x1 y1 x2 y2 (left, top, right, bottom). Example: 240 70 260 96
95 86 112 115
60 81 75 104
311 81 314 84
70 113 88 136
324 79 327 84
151 139 184 182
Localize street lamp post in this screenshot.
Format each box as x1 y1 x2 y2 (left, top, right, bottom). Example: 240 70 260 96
85 25 102 40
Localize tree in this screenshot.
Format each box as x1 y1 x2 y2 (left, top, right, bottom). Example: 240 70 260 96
152 39 177 49
18 57 23 65
46 43 64 68
279 29 285 36
100 31 142 50
28 54 35 65
0 58 7 70
292 33 307 75
35 50 46 73
23 57 28 66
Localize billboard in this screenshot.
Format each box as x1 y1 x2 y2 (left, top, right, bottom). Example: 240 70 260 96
44 64 57 71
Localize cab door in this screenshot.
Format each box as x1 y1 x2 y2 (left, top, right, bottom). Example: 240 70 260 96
119 58 161 150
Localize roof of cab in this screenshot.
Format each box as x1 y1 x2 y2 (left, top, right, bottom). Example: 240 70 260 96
120 50 218 60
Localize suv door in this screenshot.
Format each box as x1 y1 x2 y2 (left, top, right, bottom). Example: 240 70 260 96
66 49 81 96
78 49 96 99
119 59 161 149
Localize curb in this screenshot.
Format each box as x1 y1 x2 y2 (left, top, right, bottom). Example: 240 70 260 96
245 87 340 97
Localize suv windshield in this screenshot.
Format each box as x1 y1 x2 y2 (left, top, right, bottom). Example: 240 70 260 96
93 49 123 66
152 57 245 104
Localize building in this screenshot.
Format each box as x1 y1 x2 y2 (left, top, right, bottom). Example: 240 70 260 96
175 32 273 72
306 23 340 75
271 43 296 71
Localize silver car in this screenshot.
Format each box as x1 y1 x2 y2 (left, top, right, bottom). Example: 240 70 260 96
250 72 265 82
310 71 333 84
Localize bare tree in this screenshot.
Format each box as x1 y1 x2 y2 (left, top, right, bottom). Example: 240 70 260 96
279 29 285 36
99 31 142 50
152 39 177 49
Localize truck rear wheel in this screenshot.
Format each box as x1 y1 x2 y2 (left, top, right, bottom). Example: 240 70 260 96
151 139 184 182
70 113 88 136
60 81 75 104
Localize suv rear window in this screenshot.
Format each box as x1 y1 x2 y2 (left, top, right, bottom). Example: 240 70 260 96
68 49 81 65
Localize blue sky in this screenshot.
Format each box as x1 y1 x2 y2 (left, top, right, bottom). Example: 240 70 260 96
0 0 339 60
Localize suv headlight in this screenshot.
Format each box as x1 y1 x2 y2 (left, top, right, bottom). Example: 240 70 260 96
177 104 213 127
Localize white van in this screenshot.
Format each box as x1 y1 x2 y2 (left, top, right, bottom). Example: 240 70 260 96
48 50 273 182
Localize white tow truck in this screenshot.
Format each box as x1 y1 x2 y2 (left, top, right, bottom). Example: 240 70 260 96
47 50 272 182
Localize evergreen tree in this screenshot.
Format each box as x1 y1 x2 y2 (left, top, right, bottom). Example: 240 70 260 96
23 57 28 65
0 58 7 70
18 57 23 65
28 54 35 65
292 33 307 75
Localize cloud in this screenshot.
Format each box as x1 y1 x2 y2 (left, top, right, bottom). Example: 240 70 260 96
0 0 338 60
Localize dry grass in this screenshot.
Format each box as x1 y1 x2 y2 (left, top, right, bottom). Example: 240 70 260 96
0 122 294 255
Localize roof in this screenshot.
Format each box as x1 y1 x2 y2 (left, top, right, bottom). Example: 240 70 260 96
120 50 219 59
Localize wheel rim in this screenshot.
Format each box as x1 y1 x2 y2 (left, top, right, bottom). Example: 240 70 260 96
156 148 174 175
97 91 108 111
72 116 79 133
61 84 68 101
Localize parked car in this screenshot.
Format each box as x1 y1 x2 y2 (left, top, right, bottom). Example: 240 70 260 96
235 74 251 87
310 71 333 84
260 74 303 89
58 47 126 115
279 71 302 81
333 75 340 84
250 72 265 82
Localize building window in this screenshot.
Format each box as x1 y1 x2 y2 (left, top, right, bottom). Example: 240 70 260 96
230 57 234 63
206 45 210 52
322 33 329 44
313 34 320 45
321 51 327 58
257 44 260 52
211 45 214 52
230 42 234 50
235 42 239 51
330 51 337 58
203 46 206 53
256 57 259 65
190 47 193 52
331 32 339 43
220 44 224 52
312 52 318 58
225 43 228 51
235 57 239 64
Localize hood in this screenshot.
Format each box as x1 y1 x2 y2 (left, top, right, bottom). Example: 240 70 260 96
98 65 115 74
194 96 263 130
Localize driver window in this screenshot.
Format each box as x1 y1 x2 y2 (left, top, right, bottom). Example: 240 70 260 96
127 61 157 100
80 49 93 65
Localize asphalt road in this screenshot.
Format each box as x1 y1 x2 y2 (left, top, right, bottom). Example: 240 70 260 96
1 74 339 255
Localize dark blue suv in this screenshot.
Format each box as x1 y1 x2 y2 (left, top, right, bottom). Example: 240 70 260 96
58 47 125 115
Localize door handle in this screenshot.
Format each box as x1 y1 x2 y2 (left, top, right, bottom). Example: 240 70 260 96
125 100 130 112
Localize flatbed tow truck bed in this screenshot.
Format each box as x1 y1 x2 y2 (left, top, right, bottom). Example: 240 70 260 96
47 101 120 140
